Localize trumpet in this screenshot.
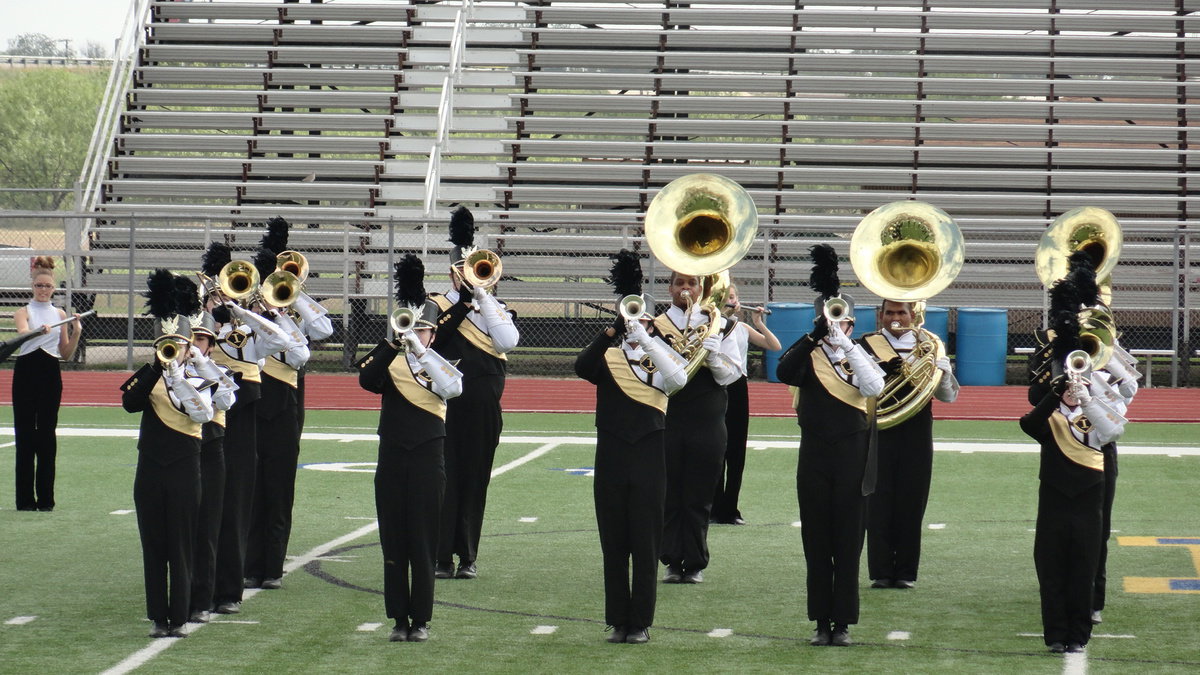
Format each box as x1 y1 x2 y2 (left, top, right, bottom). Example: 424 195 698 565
390 307 417 335
154 334 191 364
460 249 502 289
1065 349 1129 424
823 296 851 324
618 294 646 321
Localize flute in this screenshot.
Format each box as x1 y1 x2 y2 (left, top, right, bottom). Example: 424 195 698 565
727 303 773 315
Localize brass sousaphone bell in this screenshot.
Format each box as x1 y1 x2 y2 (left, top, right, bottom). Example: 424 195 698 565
645 173 759 378
1035 206 1122 306
849 200 964 428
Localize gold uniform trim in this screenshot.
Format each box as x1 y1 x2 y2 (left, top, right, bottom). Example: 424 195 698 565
432 294 507 361
388 355 447 420
603 348 667 413
262 353 299 388
863 333 901 363
211 340 262 383
213 408 226 428
149 379 202 439
1048 412 1105 471
811 349 868 412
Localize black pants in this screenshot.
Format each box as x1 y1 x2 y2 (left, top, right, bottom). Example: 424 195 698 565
595 430 666 629
214 401 257 605
712 376 749 523
798 428 868 625
867 416 934 583
247 405 301 581
1035 481 1103 647
13 350 61 510
1093 445 1118 612
376 437 446 625
661 393 727 572
437 376 503 566
135 453 201 627
191 437 225 613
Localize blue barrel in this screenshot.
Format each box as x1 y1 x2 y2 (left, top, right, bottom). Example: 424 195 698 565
852 306 876 336
955 307 1009 385
764 302 814 383
923 305 949 344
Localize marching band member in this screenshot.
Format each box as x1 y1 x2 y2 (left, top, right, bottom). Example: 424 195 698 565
121 270 214 638
861 300 958 590
775 244 884 647
654 271 743 585
430 207 519 581
576 251 687 645
199 243 290 615
1021 273 1125 654
246 247 312 591
358 254 463 643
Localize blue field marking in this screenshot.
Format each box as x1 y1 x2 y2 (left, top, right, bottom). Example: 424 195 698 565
1169 579 1200 591
1157 538 1200 545
549 467 595 477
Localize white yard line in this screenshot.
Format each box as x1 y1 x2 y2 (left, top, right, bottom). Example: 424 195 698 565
99 441 565 675
1063 649 1088 675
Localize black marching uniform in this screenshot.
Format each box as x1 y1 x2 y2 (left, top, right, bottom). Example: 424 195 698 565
358 336 462 633
1020 383 1122 650
575 326 686 635
246 312 310 586
429 289 517 576
121 361 213 633
776 328 884 634
860 330 959 587
652 306 742 579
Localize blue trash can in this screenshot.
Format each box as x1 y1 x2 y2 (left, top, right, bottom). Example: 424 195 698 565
923 305 949 344
955 307 1009 385
764 302 814 383
852 306 876 336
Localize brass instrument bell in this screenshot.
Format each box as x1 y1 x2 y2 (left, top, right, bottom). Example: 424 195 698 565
1035 206 1122 305
261 269 301 308
276 250 308 282
823 296 852 324
218 260 260 303
618 294 646 321
461 249 502 289
153 334 190 364
390 307 417 334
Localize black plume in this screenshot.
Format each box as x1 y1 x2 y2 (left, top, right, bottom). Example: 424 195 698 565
173 275 201 318
144 269 177 320
1066 250 1094 274
201 242 232 277
212 305 232 325
1051 309 1082 363
1048 274 1080 318
252 247 277 282
606 249 643 297
261 216 290 255
809 243 841 299
1071 266 1099 309
394 254 427 308
448 206 475 248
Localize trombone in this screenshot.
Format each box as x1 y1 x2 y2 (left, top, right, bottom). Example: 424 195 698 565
458 248 502 290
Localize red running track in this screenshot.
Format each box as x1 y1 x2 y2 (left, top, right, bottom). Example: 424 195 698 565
0 371 1196 423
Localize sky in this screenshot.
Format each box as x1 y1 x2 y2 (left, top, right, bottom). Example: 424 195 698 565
2 0 132 56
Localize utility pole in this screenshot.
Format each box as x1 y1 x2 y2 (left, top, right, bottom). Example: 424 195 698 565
59 39 72 58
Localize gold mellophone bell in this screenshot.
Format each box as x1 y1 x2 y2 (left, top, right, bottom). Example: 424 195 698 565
261 269 301 308
153 334 190 364
276 250 309 282
461 249 502 289
218 260 260 303
618 294 645 321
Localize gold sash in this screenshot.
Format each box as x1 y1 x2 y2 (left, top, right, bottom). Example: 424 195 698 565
388 355 447 419
1048 412 1104 471
211 340 262 383
603 348 667 413
432 294 507 360
811 349 867 412
863 333 901 363
262 353 299 388
213 408 226 429
149 379 202 439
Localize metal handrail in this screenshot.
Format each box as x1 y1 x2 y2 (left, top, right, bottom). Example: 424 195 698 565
423 0 474 217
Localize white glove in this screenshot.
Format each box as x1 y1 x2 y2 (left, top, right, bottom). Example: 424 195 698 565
188 345 212 368
626 319 651 346
471 285 489 305
1075 382 1092 405
402 331 426 356
826 325 854 351
702 335 722 354
163 359 183 382
936 356 952 373
416 347 463 399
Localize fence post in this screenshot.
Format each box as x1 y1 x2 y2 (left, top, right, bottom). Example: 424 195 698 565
341 221 352 369
386 216 395 341
126 216 136 370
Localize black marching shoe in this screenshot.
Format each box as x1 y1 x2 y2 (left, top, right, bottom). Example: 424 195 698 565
625 627 650 644
1090 610 1102 625
408 624 430 642
434 561 455 579
243 577 261 589
388 623 408 642
682 569 704 584
455 562 477 579
149 621 170 638
893 579 915 589
1065 643 1085 654
166 625 187 638
214 602 241 614
261 577 282 590
1048 642 1067 654
188 610 210 624
829 624 852 647
870 578 892 589
606 626 627 644
810 621 831 646
662 566 683 584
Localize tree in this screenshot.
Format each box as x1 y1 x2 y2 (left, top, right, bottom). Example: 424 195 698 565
6 33 61 57
81 41 109 59
0 69 107 210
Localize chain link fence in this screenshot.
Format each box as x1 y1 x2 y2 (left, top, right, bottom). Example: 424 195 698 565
2 211 1196 386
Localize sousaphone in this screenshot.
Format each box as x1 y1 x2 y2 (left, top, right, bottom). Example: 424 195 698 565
645 174 758 378
849 200 964 428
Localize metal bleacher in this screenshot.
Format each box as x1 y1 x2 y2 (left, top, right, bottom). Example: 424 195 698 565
75 0 1197 369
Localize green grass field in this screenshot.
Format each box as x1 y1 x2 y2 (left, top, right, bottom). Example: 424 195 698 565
1 408 1197 674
